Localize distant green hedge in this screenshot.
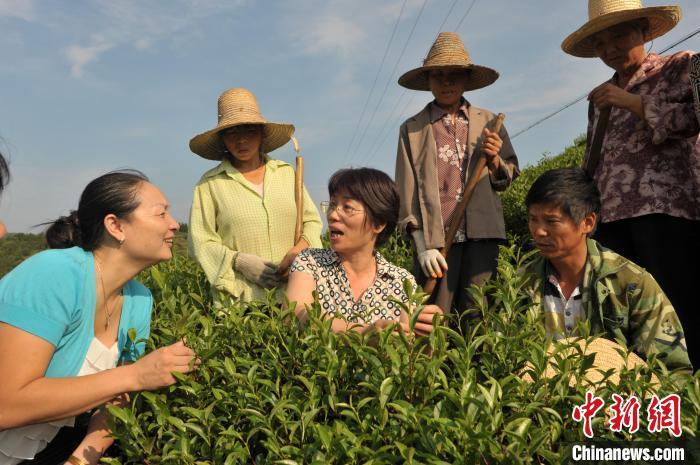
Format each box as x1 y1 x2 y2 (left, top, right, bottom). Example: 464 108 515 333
502 136 586 241
0 233 46 276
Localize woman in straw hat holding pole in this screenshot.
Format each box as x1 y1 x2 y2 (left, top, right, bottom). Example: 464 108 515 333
395 32 519 318
561 0 699 369
188 88 322 303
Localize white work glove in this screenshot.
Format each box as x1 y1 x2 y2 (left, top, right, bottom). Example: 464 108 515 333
234 252 280 288
411 230 448 278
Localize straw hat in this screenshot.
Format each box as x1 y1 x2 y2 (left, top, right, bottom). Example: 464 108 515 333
522 337 659 388
398 32 499 91
561 0 681 58
189 88 295 161
691 53 700 125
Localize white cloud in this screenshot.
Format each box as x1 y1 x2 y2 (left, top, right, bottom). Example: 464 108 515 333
296 14 366 56
287 0 422 58
0 0 34 21
64 40 114 78
58 0 246 78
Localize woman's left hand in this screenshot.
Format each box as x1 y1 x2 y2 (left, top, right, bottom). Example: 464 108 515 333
412 304 444 336
481 127 503 172
588 83 644 118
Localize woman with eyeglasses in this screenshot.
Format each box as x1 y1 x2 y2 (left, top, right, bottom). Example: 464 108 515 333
188 88 323 304
287 168 443 335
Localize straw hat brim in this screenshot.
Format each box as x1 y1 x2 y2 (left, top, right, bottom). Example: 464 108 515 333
189 121 295 161
522 337 659 388
561 6 681 58
398 64 499 91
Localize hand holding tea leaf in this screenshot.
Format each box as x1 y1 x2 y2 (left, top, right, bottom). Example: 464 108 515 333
130 340 197 390
372 318 410 335
410 304 443 336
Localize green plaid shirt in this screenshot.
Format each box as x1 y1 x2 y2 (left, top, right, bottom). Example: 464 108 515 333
188 157 323 301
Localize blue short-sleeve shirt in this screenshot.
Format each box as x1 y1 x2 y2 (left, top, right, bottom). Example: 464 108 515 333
0 247 153 377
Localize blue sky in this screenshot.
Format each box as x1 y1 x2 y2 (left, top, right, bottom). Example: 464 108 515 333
1 0 698 232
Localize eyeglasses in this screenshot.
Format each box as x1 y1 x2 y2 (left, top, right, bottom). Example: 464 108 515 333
320 200 364 217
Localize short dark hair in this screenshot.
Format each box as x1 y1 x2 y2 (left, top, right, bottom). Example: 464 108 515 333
525 168 600 223
328 167 399 247
46 170 149 250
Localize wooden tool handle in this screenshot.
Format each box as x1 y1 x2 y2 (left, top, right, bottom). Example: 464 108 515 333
292 136 304 244
423 113 506 296
584 106 611 177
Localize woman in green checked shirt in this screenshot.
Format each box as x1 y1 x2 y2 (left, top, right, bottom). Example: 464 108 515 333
188 88 323 303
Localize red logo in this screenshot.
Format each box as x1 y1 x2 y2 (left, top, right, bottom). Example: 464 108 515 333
608 393 641 434
647 394 682 437
572 391 606 438
573 391 682 438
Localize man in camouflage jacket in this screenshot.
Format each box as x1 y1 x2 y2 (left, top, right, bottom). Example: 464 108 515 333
523 168 691 373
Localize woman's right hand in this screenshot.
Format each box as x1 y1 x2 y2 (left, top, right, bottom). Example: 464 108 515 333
130 340 197 391
412 305 444 336
234 252 281 288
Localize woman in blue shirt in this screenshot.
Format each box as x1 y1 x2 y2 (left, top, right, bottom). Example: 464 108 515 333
0 170 196 465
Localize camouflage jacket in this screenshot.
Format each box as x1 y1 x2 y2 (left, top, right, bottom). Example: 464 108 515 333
522 238 691 372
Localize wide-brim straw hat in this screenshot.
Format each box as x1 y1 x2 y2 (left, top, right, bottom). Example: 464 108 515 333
561 0 681 58
190 88 295 161
522 337 659 388
398 32 499 92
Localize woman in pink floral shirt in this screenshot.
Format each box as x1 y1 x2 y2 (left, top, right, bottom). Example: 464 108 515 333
562 0 700 368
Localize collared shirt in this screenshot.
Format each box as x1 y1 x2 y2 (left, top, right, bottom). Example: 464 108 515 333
585 51 700 223
290 248 417 323
542 261 585 339
522 238 692 372
188 157 323 302
430 98 470 242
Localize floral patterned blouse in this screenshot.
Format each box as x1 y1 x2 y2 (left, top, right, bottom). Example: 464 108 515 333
430 99 470 243
290 248 417 323
585 51 700 223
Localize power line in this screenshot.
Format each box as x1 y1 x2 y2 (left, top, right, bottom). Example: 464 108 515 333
365 92 418 164
435 0 460 36
342 0 408 164
352 0 480 166
454 0 477 31
346 0 429 165
511 26 700 139
662 26 700 51
355 88 407 165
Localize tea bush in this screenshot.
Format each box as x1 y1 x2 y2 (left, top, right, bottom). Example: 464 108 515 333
104 245 699 464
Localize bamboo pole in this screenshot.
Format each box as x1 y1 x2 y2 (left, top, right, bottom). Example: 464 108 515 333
423 113 505 297
584 106 611 177
291 136 304 244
